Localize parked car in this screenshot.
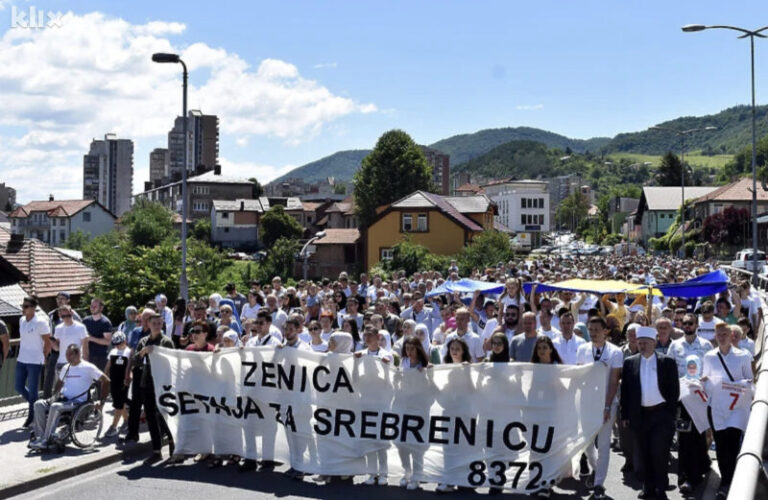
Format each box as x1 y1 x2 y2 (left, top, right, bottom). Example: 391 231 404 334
731 249 767 272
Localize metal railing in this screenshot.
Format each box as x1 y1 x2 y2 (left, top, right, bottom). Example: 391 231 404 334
0 338 21 405
724 266 768 499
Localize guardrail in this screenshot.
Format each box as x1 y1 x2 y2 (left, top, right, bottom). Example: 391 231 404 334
725 266 768 500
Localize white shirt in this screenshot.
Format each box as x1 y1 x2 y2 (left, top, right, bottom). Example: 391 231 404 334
640 354 665 407
442 330 485 361
241 303 261 321
703 346 753 431
18 314 50 365
53 321 88 364
668 335 713 377
59 361 103 402
161 306 174 337
268 324 284 342
245 334 281 347
552 333 586 365
576 341 623 403
283 339 312 351
360 347 393 362
739 338 755 357
696 317 719 342
271 309 287 333
310 340 329 352
538 326 561 340
702 347 753 386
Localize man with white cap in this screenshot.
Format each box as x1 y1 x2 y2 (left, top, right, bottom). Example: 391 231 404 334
620 326 679 500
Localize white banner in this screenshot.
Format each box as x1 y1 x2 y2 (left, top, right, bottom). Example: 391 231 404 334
149 347 607 492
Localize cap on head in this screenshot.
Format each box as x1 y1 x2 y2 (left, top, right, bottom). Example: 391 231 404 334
636 326 656 340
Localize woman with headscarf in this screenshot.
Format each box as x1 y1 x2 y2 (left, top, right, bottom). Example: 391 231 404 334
208 294 222 321
118 306 138 337
217 299 243 335
486 332 511 363
414 323 441 365
328 330 354 354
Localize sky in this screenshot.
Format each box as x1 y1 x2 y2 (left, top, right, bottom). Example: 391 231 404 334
1 0 768 203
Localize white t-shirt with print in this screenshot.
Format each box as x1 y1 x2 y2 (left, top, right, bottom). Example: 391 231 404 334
59 361 103 402
18 314 50 365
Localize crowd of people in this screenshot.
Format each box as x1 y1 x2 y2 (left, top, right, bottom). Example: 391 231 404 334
5 253 760 499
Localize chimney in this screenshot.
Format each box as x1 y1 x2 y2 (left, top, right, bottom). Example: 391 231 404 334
49 194 54 202
214 164 221 176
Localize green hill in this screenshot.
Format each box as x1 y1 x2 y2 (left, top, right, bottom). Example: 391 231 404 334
271 149 370 184
607 104 768 155
428 127 611 165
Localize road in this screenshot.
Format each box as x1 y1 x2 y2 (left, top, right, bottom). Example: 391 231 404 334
18 445 720 500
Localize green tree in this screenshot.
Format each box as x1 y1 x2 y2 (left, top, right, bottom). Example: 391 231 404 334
119 199 174 247
354 130 432 227
457 231 514 275
248 177 264 198
262 237 300 279
261 205 304 248
333 183 347 195
61 230 90 250
556 192 590 230
192 218 211 243
655 152 689 187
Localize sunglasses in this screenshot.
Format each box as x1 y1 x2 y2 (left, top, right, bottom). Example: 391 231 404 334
683 321 695 326
255 321 265 325
220 310 231 314
60 314 72 318
22 304 34 309
491 341 504 346
191 329 203 334
309 327 320 331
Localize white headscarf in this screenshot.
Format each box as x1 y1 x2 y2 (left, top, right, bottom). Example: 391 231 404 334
414 323 431 355
329 331 354 353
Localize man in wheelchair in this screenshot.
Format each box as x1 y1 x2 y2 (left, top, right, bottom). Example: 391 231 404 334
28 343 109 450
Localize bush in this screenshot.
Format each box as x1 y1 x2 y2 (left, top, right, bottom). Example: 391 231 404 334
457 231 514 276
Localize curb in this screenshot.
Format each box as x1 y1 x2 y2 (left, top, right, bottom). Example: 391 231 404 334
0 441 152 499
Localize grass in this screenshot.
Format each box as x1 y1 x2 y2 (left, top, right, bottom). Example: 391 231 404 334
607 152 733 168
35 467 56 474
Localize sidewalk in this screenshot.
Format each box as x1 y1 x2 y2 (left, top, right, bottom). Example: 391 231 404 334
0 402 151 498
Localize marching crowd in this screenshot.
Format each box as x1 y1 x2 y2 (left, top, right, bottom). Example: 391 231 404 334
4 253 760 499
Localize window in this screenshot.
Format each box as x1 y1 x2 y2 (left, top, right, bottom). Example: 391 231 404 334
539 198 544 208
224 227 230 233
521 198 526 209
60 230 66 240
539 214 544 225
222 212 229 219
521 214 526 225
381 248 394 261
417 214 428 231
402 214 413 232
82 212 91 222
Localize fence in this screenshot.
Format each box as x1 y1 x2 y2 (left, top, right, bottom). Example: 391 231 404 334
0 338 21 405
723 266 768 499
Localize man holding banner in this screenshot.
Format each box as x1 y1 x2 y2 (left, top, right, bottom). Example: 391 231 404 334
576 316 622 500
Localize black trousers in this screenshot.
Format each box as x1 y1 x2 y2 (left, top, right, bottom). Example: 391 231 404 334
677 404 710 485
42 351 59 399
142 385 170 451
635 406 675 495
707 407 742 487
126 369 143 439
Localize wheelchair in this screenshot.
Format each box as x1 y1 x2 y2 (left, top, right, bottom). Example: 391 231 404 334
43 385 104 452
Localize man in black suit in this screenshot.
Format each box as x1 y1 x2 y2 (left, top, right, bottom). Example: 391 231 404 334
621 326 680 500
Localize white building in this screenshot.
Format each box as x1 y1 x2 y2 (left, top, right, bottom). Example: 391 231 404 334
83 134 134 216
482 179 550 244
8 198 116 247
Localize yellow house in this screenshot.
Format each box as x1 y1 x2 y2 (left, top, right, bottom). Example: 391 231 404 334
365 190 497 270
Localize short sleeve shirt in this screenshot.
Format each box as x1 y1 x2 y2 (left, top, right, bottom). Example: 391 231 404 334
576 341 623 402
60 361 103 402
82 316 113 359
54 321 88 364
18 314 50 364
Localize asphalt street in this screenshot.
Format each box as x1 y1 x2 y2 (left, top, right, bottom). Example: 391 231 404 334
17 446 720 500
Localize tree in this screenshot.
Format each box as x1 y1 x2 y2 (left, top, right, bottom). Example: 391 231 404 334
119 199 174 247
556 192 590 230
61 230 90 250
192 218 211 243
655 152 689 187
457 231 514 275
248 178 264 198
260 205 304 247
333 183 347 195
261 237 300 279
354 130 432 227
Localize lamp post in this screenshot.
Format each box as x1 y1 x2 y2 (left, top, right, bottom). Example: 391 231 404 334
650 125 717 257
301 231 326 280
683 24 768 281
152 52 189 301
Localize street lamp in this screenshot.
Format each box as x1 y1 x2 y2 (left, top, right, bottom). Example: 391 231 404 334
152 52 189 301
649 125 717 256
683 24 768 281
300 231 326 280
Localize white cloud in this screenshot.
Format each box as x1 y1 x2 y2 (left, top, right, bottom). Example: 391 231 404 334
0 11 375 202
313 62 338 69
515 104 544 111
219 157 296 184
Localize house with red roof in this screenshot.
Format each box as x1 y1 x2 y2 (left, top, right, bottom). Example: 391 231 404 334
364 191 497 269
8 197 115 247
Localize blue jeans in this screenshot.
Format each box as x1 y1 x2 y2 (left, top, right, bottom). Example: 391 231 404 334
15 361 42 418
